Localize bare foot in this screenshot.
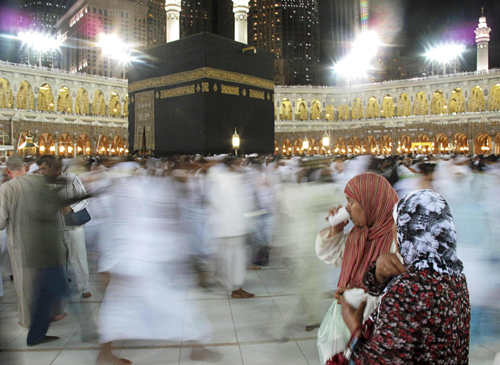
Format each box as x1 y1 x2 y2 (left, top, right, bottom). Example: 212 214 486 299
231 288 255 299
190 347 223 363
51 312 67 322
96 350 132 365
82 292 92 299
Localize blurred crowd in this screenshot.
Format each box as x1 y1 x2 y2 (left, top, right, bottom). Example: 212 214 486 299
0 151 499 363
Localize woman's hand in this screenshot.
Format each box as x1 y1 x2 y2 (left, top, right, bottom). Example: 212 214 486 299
334 286 347 300
375 253 407 284
326 205 349 237
338 294 366 335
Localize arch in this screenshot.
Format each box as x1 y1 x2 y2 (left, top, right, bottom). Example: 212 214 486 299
109 91 121 117
334 137 347 155
77 134 91 155
325 105 334 121
308 138 317 155
293 138 303 155
38 133 55 155
381 95 395 118
57 86 73 113
310 99 322 120
348 137 362 155
37 83 55 112
366 96 380 119
397 93 411 117
379 135 392 155
399 135 411 154
448 87 465 114
0 129 10 145
58 133 74 157
414 134 431 154
433 133 449 154
123 95 129 117
452 132 469 154
364 136 377 155
352 98 363 120
474 132 491 155
282 138 292 156
496 134 500 154
75 88 90 115
487 84 500 111
0 78 14 108
414 91 428 116
338 105 350 120
92 90 106 116
17 81 35 110
97 135 109 155
468 85 485 112
430 90 447 114
111 135 125 155
280 98 292 120
296 98 308 120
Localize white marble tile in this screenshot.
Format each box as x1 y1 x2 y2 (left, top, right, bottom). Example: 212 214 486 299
118 348 180 365
179 345 242 365
51 350 100 365
256 269 300 296
240 342 309 365
0 350 60 365
230 297 293 342
297 339 320 365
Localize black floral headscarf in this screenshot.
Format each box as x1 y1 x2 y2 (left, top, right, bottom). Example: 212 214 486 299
394 189 464 276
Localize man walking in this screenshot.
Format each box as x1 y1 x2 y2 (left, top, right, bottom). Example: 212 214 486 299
37 155 91 299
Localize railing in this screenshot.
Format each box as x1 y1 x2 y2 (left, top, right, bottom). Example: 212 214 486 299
0 60 128 84
275 68 500 91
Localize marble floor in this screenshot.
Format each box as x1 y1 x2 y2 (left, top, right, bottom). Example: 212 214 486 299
0 252 499 365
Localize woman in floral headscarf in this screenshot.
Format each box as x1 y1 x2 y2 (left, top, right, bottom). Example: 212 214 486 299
337 190 470 365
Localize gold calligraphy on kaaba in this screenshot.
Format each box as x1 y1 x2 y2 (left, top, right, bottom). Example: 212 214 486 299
134 90 155 151
129 67 274 93
202 82 209 92
160 85 195 99
249 89 265 100
221 85 239 96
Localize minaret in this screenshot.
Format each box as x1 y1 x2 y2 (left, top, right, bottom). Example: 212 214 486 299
474 8 491 72
165 0 181 43
233 0 250 44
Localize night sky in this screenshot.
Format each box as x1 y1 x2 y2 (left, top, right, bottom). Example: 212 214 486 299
1 0 499 85
318 0 500 82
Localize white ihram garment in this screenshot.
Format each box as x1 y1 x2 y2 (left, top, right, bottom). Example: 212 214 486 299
99 175 211 344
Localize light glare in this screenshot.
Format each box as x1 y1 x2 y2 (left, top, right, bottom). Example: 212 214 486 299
425 44 465 64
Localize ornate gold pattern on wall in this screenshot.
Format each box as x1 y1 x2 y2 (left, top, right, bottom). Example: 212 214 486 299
242 89 247 97
130 96 134 103
267 93 271 100
196 84 201 92
249 89 264 100
160 85 195 99
221 85 239 96
213 84 218 92
129 67 274 93
202 82 209 92
134 90 155 151
155 91 159 99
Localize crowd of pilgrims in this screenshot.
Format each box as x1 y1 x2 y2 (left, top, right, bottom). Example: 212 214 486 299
0 151 499 364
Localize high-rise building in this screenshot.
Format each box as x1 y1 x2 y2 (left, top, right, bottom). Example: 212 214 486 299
56 0 148 78
147 0 166 48
179 0 233 39
250 0 320 85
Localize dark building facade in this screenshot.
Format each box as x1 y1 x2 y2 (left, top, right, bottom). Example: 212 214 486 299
250 0 320 86
147 0 166 48
180 0 233 40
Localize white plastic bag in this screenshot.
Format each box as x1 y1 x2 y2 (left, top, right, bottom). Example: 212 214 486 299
317 299 351 365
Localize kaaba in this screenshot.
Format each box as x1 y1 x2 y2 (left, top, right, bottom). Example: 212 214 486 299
127 32 275 156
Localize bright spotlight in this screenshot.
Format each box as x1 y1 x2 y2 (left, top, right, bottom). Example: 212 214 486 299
333 31 381 80
97 33 136 64
18 31 61 52
425 44 465 64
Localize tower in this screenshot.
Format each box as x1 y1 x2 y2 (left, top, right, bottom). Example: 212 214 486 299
475 8 491 72
233 0 250 44
165 0 181 42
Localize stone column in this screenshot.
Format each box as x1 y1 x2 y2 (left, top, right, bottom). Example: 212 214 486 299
233 0 250 44
73 142 77 157
55 142 59 157
109 143 112 156
165 0 181 43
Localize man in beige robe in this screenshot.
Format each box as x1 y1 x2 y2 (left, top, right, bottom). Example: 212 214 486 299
0 155 66 331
